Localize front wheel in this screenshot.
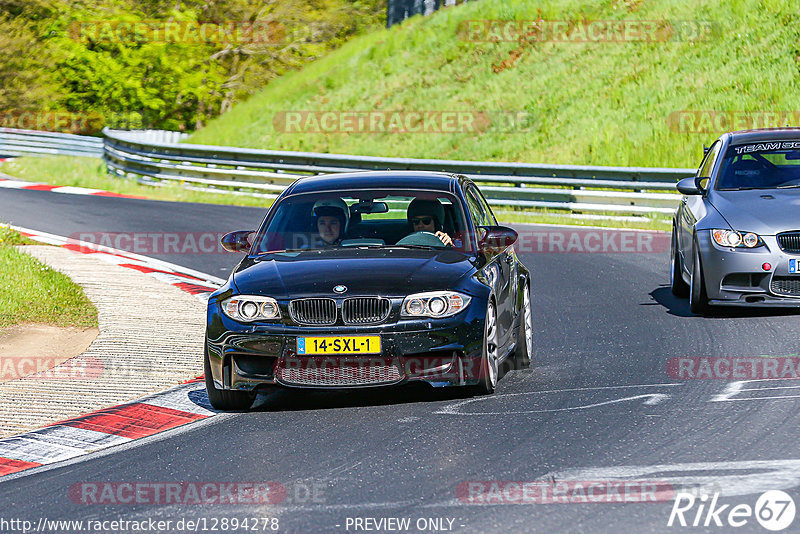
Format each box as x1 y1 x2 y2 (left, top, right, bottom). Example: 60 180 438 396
472 300 499 395
670 231 689 297
513 282 533 369
204 346 255 411
689 245 710 315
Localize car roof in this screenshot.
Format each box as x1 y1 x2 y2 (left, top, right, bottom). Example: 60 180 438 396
283 171 462 196
727 128 800 144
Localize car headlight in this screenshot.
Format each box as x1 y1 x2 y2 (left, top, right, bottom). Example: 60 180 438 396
711 230 763 249
221 296 281 322
401 291 471 318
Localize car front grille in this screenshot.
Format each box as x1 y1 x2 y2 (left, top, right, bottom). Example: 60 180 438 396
777 232 800 253
289 298 337 325
342 297 391 324
276 358 402 386
770 277 800 297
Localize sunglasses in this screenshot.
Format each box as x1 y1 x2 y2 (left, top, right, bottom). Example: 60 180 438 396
411 217 433 225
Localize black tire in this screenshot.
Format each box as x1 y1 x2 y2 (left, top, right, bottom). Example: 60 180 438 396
204 346 255 411
472 300 498 396
670 231 689 298
513 281 533 369
689 244 710 315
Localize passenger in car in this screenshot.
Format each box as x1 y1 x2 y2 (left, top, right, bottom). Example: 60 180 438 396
312 198 350 246
407 198 453 246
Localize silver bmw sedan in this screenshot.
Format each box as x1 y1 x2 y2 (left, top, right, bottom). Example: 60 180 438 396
672 128 800 314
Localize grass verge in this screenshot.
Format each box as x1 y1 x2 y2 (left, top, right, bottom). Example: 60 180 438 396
496 210 670 231
0 227 98 329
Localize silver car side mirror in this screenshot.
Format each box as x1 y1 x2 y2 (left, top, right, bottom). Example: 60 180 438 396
676 177 702 195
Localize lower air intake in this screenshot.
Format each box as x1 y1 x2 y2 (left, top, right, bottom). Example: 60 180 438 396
276 358 402 386
770 277 800 297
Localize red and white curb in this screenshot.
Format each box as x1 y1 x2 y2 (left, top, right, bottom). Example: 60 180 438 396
0 381 214 477
0 175 145 199
0 226 229 478
9 225 224 302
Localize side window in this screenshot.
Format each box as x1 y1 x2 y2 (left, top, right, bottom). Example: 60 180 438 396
474 187 498 225
466 187 491 228
696 146 713 176
698 141 721 178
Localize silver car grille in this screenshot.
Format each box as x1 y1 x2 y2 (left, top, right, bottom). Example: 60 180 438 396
289 298 337 325
342 297 391 324
276 360 402 386
771 277 800 297
777 232 800 253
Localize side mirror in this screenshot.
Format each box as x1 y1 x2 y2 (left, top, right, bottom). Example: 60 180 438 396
478 226 518 255
676 177 702 195
220 230 254 253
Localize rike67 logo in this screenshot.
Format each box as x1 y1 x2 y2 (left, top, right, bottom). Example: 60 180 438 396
668 490 796 531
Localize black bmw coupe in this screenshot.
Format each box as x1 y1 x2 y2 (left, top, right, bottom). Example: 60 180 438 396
204 171 532 410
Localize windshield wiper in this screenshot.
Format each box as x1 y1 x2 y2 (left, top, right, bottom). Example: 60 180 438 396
723 184 800 191
385 244 438 250
254 248 305 255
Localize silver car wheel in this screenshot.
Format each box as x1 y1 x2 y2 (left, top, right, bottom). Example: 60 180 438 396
670 244 677 286
689 245 710 314
523 287 533 359
486 302 498 388
670 230 689 297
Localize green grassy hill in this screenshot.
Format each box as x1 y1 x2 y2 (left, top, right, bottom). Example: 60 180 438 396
187 0 800 168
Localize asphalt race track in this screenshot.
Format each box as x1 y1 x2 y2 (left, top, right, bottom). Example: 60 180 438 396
3 187 800 533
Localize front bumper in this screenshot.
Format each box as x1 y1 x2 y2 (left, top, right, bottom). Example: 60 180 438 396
206 300 488 392
697 231 800 306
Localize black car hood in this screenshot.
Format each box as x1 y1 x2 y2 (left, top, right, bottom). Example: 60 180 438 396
232 248 477 299
708 189 800 235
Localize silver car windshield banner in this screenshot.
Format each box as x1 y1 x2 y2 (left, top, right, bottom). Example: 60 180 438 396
732 141 800 154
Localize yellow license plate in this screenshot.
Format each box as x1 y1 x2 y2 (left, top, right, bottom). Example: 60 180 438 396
297 335 381 355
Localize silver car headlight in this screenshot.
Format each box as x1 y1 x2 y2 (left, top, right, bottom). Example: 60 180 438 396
401 291 471 318
221 296 281 322
711 229 763 249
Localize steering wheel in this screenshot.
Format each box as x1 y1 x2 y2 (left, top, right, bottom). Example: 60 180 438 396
395 231 446 247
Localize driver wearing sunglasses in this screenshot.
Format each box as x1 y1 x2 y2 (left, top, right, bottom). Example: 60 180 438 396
406 198 453 247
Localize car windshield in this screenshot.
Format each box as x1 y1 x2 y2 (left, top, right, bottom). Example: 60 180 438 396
717 141 800 190
252 189 472 253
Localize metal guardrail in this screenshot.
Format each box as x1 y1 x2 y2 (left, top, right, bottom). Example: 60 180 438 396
0 127 693 217
108 129 190 145
0 128 103 158
103 128 693 216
